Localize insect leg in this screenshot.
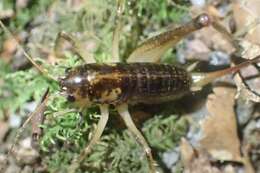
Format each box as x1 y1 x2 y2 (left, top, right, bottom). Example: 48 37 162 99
191 55 260 90
54 31 96 63
80 104 109 160
69 104 109 172
116 104 160 173
111 0 125 62
127 13 211 63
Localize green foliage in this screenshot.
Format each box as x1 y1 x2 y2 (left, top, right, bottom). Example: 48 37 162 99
41 107 84 152
1 0 53 31
144 115 188 151
42 111 188 172
0 63 55 116
0 59 11 76
119 0 189 60
132 0 189 23
0 53 83 117
0 0 191 172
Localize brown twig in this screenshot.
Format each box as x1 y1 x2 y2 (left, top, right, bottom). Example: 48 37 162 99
9 88 50 156
31 88 50 148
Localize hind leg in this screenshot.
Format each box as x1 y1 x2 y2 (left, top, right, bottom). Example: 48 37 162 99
116 103 160 173
127 14 210 63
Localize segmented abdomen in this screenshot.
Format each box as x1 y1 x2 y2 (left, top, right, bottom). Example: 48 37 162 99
75 63 191 104
124 63 191 103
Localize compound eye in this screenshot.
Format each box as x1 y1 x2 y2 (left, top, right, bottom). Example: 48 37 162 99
67 95 76 102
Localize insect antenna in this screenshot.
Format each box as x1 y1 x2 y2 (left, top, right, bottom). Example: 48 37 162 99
0 20 57 81
191 56 260 90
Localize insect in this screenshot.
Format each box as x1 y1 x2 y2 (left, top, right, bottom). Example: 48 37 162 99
1 8 259 173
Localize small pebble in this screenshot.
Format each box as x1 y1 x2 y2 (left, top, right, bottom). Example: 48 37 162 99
6 164 21 173
9 114 22 128
21 166 33 173
256 119 260 128
162 149 180 169
190 0 206 7
236 98 254 126
209 51 230 66
20 137 32 149
16 147 39 165
23 102 37 114
0 154 8 172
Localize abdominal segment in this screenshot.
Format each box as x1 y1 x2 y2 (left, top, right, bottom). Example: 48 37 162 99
75 63 192 105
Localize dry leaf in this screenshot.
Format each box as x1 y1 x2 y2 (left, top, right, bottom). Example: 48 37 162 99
241 145 256 173
180 138 222 173
199 87 242 162
181 87 256 172
233 40 260 103
231 0 260 103
233 0 260 45
234 72 260 103
239 40 260 59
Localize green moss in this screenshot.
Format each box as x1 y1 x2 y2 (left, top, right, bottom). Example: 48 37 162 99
144 115 188 151
42 113 188 173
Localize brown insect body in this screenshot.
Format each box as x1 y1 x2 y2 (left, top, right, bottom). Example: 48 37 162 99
60 63 191 106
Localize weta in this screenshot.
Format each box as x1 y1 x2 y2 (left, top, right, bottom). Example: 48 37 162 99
1 11 259 173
